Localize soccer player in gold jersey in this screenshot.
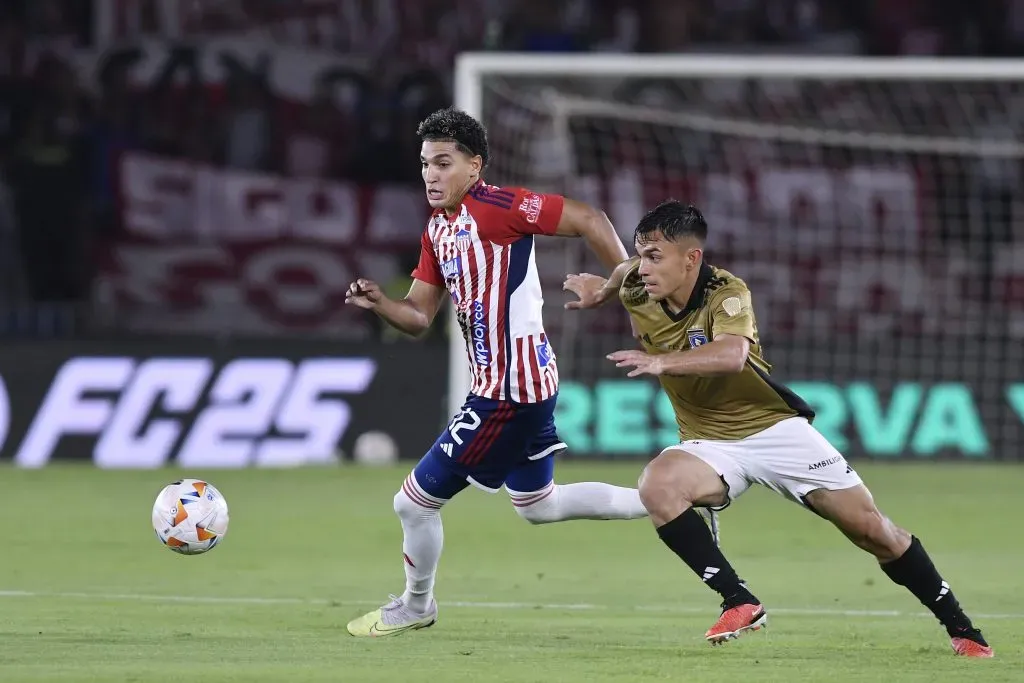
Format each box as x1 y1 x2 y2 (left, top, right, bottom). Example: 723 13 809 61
563 200 992 658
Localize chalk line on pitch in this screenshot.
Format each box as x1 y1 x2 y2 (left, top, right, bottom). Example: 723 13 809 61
1 589 1022 620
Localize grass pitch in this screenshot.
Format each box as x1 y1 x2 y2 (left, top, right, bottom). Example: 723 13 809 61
0 462 1021 682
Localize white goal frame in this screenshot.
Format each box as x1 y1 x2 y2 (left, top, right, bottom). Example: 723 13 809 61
449 52 1024 419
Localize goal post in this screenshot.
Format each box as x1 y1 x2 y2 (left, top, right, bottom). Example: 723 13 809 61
450 53 1024 460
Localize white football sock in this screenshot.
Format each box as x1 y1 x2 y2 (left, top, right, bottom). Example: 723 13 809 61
508 481 649 524
393 475 446 613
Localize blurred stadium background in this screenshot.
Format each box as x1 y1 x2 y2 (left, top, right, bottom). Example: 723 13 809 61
1 0 1022 464
1 2 1023 681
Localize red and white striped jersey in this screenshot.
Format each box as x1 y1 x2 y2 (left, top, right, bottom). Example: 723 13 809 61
412 180 565 404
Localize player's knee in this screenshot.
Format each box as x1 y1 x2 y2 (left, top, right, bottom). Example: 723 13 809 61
393 488 441 520
638 456 695 519
637 463 671 512
514 501 557 525
638 451 715 511
509 485 559 525
393 489 417 518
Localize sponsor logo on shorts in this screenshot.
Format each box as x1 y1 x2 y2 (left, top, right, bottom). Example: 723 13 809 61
471 301 490 366
808 455 844 471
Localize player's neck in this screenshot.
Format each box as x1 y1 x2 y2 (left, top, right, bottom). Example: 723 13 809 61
443 177 481 217
664 276 699 314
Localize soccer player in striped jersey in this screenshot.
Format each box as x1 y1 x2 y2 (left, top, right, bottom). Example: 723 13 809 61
343 107 652 637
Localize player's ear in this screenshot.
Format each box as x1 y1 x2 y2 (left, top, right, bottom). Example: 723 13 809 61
469 154 483 177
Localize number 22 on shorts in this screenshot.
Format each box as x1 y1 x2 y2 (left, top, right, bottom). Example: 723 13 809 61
447 408 482 446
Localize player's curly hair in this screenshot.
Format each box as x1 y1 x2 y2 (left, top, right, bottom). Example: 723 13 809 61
416 107 489 167
634 200 708 244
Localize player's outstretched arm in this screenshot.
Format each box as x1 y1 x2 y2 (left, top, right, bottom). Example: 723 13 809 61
563 257 635 310
345 278 446 338
553 198 629 272
609 334 750 378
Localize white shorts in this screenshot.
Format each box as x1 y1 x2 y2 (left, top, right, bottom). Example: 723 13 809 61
666 417 863 511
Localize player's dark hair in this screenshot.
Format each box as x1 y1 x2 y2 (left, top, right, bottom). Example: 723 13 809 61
634 200 708 244
417 107 489 167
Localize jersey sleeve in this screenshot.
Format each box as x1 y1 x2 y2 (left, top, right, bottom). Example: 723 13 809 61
509 187 564 236
617 258 649 343
410 229 444 287
617 257 645 306
477 186 565 244
710 279 757 343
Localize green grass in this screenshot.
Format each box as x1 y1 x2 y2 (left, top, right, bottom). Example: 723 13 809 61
0 462 1021 682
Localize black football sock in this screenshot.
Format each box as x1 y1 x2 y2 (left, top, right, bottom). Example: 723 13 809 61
657 508 758 608
880 536 985 642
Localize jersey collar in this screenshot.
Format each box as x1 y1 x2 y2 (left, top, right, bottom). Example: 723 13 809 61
432 180 484 221
659 262 714 322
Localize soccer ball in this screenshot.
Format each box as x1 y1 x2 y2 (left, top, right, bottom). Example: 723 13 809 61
152 479 229 555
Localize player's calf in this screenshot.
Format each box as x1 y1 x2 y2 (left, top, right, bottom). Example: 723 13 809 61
347 477 448 638
804 485 910 562
393 474 449 614
640 447 763 638
507 481 648 524
806 485 993 657
504 451 648 524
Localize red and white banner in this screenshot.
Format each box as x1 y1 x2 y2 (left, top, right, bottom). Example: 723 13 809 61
116 153 424 244
100 153 1024 339
98 153 427 337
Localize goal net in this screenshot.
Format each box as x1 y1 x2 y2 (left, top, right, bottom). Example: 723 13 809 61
453 54 1024 461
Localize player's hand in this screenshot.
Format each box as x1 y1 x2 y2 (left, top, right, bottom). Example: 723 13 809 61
345 278 384 310
607 349 664 377
563 273 609 310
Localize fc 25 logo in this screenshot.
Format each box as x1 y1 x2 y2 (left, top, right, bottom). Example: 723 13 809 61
10 357 376 468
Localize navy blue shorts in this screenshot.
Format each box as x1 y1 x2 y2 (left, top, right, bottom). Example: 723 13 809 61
413 394 566 499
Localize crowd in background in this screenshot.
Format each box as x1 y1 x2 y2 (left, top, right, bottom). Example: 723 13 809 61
0 0 1023 339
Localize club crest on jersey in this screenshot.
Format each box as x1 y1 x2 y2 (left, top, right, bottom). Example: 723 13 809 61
454 228 472 252
441 255 462 280
471 300 490 366
687 328 708 348
519 193 543 224
536 338 553 367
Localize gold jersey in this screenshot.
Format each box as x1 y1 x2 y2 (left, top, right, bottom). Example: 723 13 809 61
619 259 813 441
